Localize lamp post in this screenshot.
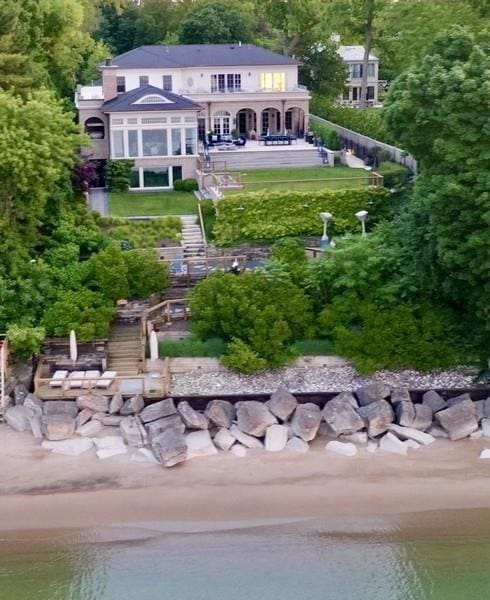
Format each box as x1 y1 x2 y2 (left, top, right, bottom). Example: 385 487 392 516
355 210 368 236
320 212 332 250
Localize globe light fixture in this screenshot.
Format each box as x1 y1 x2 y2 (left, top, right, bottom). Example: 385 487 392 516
355 210 368 236
320 212 333 249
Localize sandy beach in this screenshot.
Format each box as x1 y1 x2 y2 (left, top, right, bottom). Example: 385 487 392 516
2 423 490 532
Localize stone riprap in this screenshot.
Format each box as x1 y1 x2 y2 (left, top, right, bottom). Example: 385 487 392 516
4 387 489 467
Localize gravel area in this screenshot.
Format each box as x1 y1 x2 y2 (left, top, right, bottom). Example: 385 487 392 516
170 365 480 396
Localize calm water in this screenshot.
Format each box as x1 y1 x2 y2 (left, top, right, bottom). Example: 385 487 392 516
1 513 490 600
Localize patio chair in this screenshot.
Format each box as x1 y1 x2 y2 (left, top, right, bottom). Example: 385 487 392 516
49 370 69 388
68 371 86 388
83 370 101 389
96 370 117 389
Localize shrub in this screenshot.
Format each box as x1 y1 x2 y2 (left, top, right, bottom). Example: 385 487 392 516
105 216 181 248
213 187 390 245
42 289 116 340
173 178 185 191
189 271 313 369
377 161 410 189
6 324 45 359
105 160 134 192
85 242 129 302
221 338 267 373
200 199 216 241
183 178 199 191
123 249 170 299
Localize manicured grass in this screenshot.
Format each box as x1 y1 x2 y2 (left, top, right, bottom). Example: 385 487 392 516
291 339 334 355
109 191 197 217
227 166 371 193
159 336 226 358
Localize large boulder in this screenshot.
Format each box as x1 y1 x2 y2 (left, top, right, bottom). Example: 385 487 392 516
5 405 31 432
109 392 124 414
322 395 364 436
41 414 76 441
236 401 277 437
186 430 218 458
267 388 298 422
395 401 415 427
205 400 235 428
119 416 148 447
177 401 209 430
356 383 391 407
422 390 447 413
152 429 187 467
29 414 43 439
42 438 93 456
76 408 94 428
214 428 236 451
390 388 411 404
286 437 309 453
230 444 247 458
146 414 185 441
411 404 433 431
76 420 103 437
230 424 264 448
265 424 288 452
120 394 145 416
379 432 408 456
76 394 109 413
14 383 29 405
93 414 123 427
139 398 176 423
325 441 357 457
291 403 322 442
435 399 478 440
24 394 43 417
446 393 471 407
43 401 78 418
357 400 394 438
388 424 436 446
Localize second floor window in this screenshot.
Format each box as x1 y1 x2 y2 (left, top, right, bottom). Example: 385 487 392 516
351 63 376 78
211 73 241 92
163 75 172 91
259 72 285 91
139 75 149 86
116 76 126 93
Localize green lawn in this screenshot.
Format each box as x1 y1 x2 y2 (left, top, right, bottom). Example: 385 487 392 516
227 166 371 194
109 191 197 217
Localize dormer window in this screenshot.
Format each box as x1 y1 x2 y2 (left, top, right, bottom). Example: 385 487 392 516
135 94 172 105
163 75 173 91
139 75 149 86
116 76 126 94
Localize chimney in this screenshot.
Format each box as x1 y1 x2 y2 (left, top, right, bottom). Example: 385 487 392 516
100 60 119 102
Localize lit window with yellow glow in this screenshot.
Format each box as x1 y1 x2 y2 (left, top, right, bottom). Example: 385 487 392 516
260 72 286 91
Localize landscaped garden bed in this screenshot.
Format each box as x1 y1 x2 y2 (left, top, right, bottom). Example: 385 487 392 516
99 216 182 248
108 190 197 217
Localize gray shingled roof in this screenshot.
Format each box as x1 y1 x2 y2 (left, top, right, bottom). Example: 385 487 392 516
102 85 202 113
110 44 300 68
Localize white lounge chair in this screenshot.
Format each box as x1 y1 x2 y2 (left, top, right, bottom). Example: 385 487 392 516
68 371 85 388
83 370 101 389
49 370 68 388
96 370 117 389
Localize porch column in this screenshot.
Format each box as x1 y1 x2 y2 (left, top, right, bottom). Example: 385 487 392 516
281 100 286 134
207 102 212 134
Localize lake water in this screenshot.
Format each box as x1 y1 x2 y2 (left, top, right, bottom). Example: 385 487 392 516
1 511 489 600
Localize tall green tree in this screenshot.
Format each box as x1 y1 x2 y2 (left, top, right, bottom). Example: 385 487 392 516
384 26 490 347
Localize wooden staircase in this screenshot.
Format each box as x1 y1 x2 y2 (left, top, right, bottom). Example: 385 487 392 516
107 322 141 376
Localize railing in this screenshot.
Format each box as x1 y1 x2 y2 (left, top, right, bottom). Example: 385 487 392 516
197 200 208 248
310 114 417 174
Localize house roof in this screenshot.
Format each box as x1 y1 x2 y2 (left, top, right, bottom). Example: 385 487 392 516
338 45 378 62
108 44 300 69
102 85 202 113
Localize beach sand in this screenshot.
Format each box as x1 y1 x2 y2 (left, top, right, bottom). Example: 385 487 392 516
1 423 490 532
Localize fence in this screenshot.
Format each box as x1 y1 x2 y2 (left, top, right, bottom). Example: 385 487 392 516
310 115 417 174
0 335 8 419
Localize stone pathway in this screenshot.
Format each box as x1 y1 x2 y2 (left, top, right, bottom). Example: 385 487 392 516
180 214 205 258
88 187 109 216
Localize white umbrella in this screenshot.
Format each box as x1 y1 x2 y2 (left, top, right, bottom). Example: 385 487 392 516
69 330 77 364
149 330 159 361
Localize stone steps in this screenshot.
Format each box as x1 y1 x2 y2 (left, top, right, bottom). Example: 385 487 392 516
107 323 141 374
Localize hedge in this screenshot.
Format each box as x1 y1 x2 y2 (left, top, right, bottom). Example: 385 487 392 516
309 120 342 150
377 161 410 189
213 187 391 245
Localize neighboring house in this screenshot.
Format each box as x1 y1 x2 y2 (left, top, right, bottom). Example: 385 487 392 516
337 45 380 107
75 43 310 190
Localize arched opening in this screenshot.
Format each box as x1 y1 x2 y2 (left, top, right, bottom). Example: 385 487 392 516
84 117 105 140
236 108 257 138
285 107 306 138
212 110 231 136
261 107 281 136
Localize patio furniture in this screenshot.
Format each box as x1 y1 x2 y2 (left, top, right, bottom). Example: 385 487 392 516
83 370 101 389
68 371 85 388
96 370 117 389
49 370 69 388
259 134 297 146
